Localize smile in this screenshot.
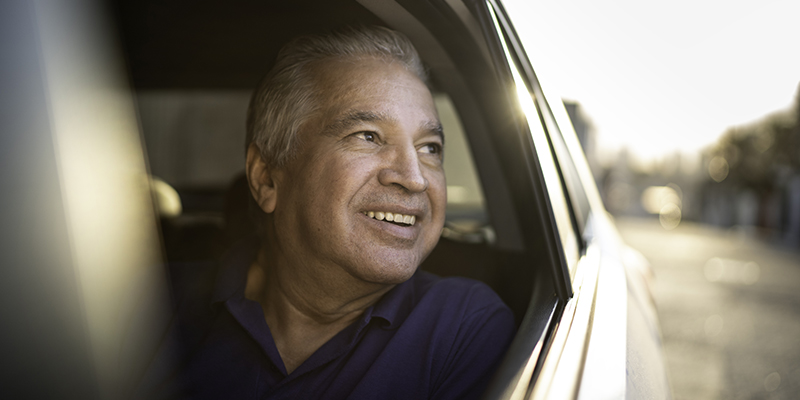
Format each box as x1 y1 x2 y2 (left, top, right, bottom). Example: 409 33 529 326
362 211 416 226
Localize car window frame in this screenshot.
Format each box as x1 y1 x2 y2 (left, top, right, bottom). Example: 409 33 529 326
468 1 609 398
477 0 577 296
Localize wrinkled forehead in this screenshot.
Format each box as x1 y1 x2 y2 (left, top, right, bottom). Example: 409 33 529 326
293 56 439 143
307 56 428 101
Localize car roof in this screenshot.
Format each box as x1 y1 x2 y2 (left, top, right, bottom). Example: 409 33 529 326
114 0 418 89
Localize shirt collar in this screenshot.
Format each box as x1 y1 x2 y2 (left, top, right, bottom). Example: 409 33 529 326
210 235 419 330
364 271 421 330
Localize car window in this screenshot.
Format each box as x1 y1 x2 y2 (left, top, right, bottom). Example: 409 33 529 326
435 93 491 242
486 2 581 279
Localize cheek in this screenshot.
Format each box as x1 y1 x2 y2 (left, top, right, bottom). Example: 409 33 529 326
306 155 375 211
428 171 448 216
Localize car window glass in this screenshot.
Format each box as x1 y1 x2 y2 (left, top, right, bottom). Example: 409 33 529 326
486 2 580 277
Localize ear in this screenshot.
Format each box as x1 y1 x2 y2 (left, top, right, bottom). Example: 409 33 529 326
245 143 279 214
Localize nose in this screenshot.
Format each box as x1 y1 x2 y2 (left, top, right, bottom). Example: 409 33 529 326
378 144 429 193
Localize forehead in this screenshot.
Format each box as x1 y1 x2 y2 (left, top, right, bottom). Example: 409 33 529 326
307 56 436 118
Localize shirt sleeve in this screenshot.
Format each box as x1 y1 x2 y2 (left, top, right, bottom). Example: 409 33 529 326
430 287 516 400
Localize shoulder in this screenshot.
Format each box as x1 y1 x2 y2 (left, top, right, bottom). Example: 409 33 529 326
402 272 515 399
398 271 515 347
410 271 512 320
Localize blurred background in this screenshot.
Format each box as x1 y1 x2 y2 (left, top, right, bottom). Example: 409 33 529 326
505 0 800 399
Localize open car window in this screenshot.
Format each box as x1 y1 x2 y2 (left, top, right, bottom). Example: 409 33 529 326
435 93 491 242
484 0 580 283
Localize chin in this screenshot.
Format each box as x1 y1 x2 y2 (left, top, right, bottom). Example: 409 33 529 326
336 231 440 285
350 251 423 285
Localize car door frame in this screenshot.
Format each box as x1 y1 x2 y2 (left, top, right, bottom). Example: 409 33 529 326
461 1 610 399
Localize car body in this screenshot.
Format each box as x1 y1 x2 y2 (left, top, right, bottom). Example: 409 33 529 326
1 0 670 398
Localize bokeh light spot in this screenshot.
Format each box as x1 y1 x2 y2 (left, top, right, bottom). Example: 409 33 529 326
642 185 682 214
764 372 781 392
703 257 761 285
741 262 760 285
709 156 729 182
659 203 682 230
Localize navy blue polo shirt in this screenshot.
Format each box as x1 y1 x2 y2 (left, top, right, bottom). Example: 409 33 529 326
138 238 515 399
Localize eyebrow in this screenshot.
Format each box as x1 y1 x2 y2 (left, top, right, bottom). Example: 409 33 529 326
323 110 444 143
425 121 445 145
322 110 389 137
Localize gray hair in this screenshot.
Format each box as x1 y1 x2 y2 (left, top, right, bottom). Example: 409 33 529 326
245 26 427 167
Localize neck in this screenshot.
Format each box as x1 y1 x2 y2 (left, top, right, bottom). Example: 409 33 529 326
244 243 394 373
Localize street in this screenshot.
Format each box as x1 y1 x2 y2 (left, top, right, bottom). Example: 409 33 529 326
616 217 800 400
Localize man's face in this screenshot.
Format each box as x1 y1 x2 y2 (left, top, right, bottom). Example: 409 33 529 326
271 57 446 285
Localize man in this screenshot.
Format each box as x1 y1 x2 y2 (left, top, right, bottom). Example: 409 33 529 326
141 26 514 399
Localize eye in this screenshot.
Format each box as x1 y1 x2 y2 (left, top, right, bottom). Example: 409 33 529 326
354 132 376 142
418 143 442 155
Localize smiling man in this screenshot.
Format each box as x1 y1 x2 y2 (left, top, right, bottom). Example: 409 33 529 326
142 27 515 400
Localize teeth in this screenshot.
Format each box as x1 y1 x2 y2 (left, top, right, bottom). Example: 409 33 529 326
363 210 416 226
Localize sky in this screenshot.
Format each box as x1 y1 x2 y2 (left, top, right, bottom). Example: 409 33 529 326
503 0 800 166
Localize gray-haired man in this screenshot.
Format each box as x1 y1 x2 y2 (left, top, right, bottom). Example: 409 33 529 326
141 26 514 400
